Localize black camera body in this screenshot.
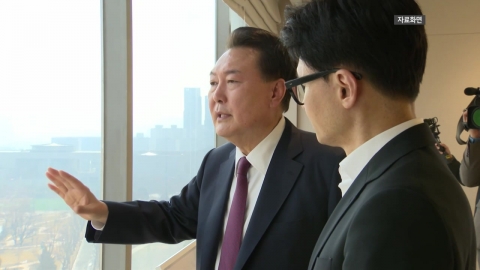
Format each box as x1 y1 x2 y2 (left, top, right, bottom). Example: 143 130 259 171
456 88 480 145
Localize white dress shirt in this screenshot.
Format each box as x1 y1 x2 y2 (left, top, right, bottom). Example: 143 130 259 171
214 117 285 269
338 118 423 196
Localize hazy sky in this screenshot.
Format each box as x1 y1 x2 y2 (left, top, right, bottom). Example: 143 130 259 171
0 0 216 149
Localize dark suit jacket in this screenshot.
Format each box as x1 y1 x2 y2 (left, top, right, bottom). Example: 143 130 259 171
446 156 461 181
85 118 345 270
309 123 476 270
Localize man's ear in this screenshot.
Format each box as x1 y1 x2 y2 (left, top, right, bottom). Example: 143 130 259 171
270 79 286 108
334 70 359 109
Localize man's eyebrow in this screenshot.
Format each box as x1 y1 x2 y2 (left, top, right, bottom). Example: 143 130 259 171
210 69 241 76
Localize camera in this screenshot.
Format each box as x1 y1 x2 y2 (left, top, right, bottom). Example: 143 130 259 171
464 87 480 130
424 117 445 152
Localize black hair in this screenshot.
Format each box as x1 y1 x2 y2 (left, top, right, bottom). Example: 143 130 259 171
281 0 428 101
228 27 298 111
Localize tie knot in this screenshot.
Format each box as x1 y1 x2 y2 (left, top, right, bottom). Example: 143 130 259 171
237 156 251 176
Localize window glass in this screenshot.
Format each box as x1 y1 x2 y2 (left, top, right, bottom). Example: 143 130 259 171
131 0 216 268
0 1 101 269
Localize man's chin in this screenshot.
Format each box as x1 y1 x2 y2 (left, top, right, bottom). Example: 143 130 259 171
214 127 231 140
316 135 343 149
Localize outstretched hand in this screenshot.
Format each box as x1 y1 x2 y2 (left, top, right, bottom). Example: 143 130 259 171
46 167 108 224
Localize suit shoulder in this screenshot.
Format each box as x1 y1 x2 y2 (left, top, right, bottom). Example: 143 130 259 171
343 188 460 269
203 142 235 161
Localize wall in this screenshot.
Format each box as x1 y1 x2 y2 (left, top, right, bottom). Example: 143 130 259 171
416 0 480 212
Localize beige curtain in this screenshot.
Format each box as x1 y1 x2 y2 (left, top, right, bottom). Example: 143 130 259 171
223 0 310 35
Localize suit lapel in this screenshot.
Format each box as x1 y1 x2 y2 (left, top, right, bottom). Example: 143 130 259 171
200 148 235 270
308 123 436 268
235 119 304 269
307 168 368 268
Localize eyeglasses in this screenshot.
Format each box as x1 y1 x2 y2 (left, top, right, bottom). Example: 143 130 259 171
286 68 363 105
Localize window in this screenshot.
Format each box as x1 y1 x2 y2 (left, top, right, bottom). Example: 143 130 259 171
0 1 227 269
131 0 216 269
0 1 101 269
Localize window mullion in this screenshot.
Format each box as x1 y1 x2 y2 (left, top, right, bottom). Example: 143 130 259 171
101 0 133 269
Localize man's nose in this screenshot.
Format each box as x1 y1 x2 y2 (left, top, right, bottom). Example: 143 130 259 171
212 82 226 103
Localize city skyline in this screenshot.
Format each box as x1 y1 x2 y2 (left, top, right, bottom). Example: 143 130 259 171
0 87 214 152
0 0 217 269
0 87 216 270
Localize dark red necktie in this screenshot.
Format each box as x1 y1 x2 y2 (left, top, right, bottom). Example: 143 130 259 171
218 156 251 270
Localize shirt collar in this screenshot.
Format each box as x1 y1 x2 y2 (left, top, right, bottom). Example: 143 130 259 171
338 118 424 196
235 117 286 176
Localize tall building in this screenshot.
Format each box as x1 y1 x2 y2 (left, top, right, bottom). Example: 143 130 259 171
183 88 201 131
204 96 213 130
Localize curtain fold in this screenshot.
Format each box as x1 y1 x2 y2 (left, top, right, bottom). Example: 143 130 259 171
223 0 283 34
223 0 311 34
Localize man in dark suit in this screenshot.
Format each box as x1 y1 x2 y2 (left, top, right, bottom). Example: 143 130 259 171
45 27 345 270
281 0 476 269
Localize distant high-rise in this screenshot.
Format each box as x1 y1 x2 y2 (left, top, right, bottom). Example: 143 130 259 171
204 96 213 129
183 88 201 131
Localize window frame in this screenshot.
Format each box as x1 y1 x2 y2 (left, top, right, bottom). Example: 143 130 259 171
101 0 230 269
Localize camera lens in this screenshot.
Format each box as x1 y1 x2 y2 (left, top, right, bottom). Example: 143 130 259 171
473 107 480 128
468 106 480 129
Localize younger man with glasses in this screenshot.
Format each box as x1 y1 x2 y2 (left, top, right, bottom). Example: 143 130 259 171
281 0 475 269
